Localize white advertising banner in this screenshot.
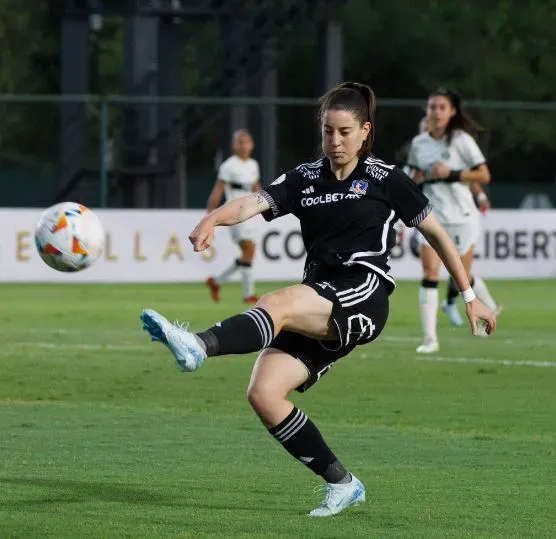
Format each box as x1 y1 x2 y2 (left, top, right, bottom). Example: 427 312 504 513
0 208 555 282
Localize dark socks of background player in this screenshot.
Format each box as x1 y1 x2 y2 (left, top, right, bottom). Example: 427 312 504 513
446 276 474 305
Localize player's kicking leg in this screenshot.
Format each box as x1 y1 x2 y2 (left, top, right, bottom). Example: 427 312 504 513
140 309 207 372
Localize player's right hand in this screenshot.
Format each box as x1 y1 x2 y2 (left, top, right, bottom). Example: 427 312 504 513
189 218 215 252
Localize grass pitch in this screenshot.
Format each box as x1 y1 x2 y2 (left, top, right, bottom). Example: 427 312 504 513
0 280 554 538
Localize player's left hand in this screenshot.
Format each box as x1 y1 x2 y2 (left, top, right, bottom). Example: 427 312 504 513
189 217 215 252
479 198 491 214
465 299 497 336
430 162 451 179
411 169 426 184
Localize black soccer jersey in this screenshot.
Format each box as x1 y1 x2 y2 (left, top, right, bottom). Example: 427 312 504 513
260 156 431 291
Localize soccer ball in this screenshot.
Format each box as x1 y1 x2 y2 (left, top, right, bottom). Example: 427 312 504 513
34 202 105 272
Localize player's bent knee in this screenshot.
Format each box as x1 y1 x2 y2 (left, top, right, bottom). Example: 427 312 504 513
246 383 283 415
256 287 312 332
256 290 289 316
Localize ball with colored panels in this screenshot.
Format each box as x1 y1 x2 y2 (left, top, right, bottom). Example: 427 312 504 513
34 202 105 272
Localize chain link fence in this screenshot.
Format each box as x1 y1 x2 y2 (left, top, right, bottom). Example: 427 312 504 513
1 95 555 209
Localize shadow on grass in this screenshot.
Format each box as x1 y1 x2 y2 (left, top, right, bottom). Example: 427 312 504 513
1 477 172 507
0 477 293 513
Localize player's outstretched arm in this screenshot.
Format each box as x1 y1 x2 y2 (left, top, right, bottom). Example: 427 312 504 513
417 213 496 336
189 193 270 252
207 191 269 226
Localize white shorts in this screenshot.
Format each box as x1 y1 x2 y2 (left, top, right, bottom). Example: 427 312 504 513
417 217 480 256
230 222 256 244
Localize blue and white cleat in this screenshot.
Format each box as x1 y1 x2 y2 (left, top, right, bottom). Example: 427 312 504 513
441 300 464 327
309 475 366 517
140 309 206 372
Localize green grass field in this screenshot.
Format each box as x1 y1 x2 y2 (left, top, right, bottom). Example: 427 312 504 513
0 280 555 538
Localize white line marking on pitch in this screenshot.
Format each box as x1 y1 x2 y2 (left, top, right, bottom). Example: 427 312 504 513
383 335 553 347
382 335 421 343
416 356 556 368
8 342 149 352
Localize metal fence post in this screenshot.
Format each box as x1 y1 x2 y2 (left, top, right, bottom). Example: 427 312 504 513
99 99 108 208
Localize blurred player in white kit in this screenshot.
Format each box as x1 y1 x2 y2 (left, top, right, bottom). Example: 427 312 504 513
205 129 261 304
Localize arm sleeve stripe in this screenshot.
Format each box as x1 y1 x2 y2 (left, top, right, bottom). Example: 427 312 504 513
260 190 279 217
408 203 432 227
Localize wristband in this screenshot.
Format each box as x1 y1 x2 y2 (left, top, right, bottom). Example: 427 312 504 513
448 170 462 182
461 287 476 303
476 192 488 204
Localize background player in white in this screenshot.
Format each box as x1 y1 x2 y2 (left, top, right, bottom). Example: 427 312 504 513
408 116 499 328
205 129 261 304
407 88 499 353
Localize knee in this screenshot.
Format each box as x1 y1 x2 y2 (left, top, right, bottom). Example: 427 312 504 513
240 241 256 263
255 290 289 320
422 270 440 282
246 383 279 417
421 263 440 281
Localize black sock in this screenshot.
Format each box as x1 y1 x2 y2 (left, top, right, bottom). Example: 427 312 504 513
421 279 438 289
196 307 274 357
236 259 251 268
268 407 350 483
446 277 459 305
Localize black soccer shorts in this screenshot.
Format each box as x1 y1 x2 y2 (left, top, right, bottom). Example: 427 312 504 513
268 271 389 392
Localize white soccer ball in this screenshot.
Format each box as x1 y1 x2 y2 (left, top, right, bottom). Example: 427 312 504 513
34 202 105 272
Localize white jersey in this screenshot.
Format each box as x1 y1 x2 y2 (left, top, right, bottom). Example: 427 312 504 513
218 155 260 202
407 129 486 224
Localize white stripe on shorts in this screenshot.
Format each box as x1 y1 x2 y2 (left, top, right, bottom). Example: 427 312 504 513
341 277 380 307
336 273 373 297
338 274 379 306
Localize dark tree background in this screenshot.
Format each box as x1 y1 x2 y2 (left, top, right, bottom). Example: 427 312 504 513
1 0 555 189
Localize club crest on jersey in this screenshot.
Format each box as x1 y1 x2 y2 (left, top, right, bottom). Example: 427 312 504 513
349 179 368 195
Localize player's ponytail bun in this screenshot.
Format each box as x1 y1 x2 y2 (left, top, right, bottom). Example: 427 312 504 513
319 81 377 157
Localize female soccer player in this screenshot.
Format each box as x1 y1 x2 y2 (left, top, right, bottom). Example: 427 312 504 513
407 88 499 352
409 115 499 328
141 82 496 517
205 129 261 304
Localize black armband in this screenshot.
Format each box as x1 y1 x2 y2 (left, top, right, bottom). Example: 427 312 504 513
447 170 462 183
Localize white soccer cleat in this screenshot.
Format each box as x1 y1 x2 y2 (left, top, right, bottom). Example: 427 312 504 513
140 309 207 372
441 300 464 327
416 340 439 354
308 475 366 517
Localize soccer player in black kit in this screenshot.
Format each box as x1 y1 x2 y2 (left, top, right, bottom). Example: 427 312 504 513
140 82 496 517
